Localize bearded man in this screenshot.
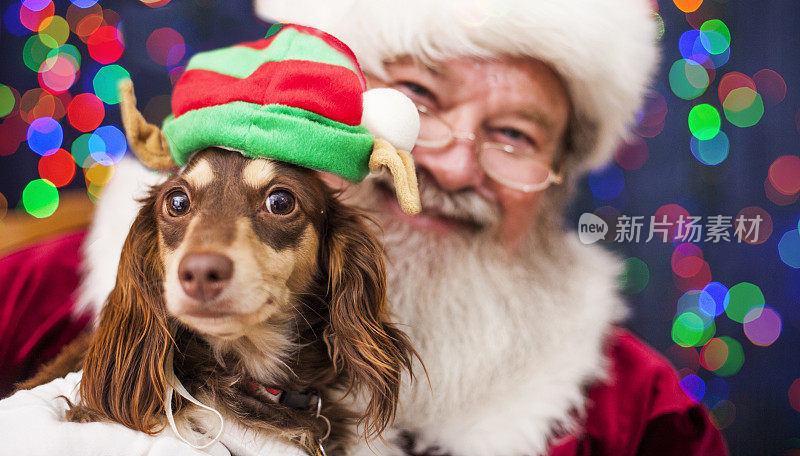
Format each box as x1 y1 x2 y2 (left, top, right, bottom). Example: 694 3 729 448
244 1 729 455
0 0 728 455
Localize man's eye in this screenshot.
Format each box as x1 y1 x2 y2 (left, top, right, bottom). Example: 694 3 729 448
500 128 525 140
166 190 190 217
265 190 295 215
396 81 437 105
491 127 537 149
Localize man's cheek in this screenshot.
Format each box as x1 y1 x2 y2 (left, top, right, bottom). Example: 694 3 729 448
497 188 545 250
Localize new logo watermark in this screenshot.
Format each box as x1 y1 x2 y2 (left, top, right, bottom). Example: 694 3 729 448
578 213 609 244
577 213 766 245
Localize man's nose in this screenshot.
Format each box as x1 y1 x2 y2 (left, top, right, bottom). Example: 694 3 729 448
413 139 485 192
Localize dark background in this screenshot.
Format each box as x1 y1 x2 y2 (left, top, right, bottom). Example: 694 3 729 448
1 1 799 454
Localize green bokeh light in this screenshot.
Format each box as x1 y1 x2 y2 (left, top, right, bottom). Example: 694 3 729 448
688 104 721 140
669 59 708 100
71 133 94 167
93 65 131 104
619 257 650 294
23 35 56 72
723 89 765 128
700 20 731 54
37 32 59 49
725 282 765 323
672 312 716 347
702 30 730 55
22 179 59 218
47 44 82 68
0 85 14 117
714 336 744 376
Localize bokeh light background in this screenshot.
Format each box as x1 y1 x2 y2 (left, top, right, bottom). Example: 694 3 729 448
571 1 800 454
0 0 798 454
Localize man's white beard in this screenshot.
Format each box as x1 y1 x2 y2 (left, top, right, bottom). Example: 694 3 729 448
345 173 628 456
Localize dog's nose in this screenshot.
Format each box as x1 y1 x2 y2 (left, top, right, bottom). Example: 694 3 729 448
178 253 234 301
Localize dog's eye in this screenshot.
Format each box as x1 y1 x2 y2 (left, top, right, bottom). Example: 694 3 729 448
166 191 190 216
265 190 295 215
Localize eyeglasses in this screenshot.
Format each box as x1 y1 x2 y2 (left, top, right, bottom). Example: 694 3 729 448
414 104 562 193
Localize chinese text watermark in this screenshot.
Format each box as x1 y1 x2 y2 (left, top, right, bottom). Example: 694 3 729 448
578 213 764 245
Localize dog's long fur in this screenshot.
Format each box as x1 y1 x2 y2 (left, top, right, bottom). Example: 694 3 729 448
57 149 415 454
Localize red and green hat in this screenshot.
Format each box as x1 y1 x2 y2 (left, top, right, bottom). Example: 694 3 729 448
119 23 422 214
164 24 376 182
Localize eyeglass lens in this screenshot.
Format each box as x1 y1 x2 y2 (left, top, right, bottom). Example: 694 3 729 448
416 109 553 187
479 145 552 187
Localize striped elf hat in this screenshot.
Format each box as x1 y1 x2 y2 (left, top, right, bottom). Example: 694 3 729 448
119 24 421 214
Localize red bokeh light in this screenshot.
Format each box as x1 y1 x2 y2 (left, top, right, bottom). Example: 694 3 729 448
700 338 728 371
38 56 78 94
674 260 712 291
67 93 105 132
764 178 799 206
615 136 649 171
789 379 800 413
768 155 800 196
753 69 787 106
19 1 55 32
718 72 757 106
0 114 28 156
75 12 104 42
38 148 76 187
671 243 711 291
87 25 124 64
19 88 69 123
655 203 691 242
147 27 186 67
734 206 772 245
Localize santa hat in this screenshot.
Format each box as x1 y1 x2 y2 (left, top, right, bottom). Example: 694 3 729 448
253 0 661 174
120 23 421 214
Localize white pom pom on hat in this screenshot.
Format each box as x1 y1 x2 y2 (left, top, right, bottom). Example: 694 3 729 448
361 88 420 152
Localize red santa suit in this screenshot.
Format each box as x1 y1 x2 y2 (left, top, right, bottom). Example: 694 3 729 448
548 329 727 455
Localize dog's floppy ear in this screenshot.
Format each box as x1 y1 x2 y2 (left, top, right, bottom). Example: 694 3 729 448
70 193 172 433
323 199 416 439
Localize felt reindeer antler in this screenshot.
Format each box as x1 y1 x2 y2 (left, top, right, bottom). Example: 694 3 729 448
369 140 421 215
118 79 176 171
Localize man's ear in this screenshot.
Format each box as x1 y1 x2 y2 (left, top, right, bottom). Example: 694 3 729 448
69 193 173 434
323 199 416 439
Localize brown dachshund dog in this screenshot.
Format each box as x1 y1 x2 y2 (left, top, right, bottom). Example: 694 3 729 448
28 148 416 455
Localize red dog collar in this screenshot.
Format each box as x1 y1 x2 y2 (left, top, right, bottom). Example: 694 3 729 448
243 380 320 411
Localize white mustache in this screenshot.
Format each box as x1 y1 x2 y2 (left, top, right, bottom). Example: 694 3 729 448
374 171 501 230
